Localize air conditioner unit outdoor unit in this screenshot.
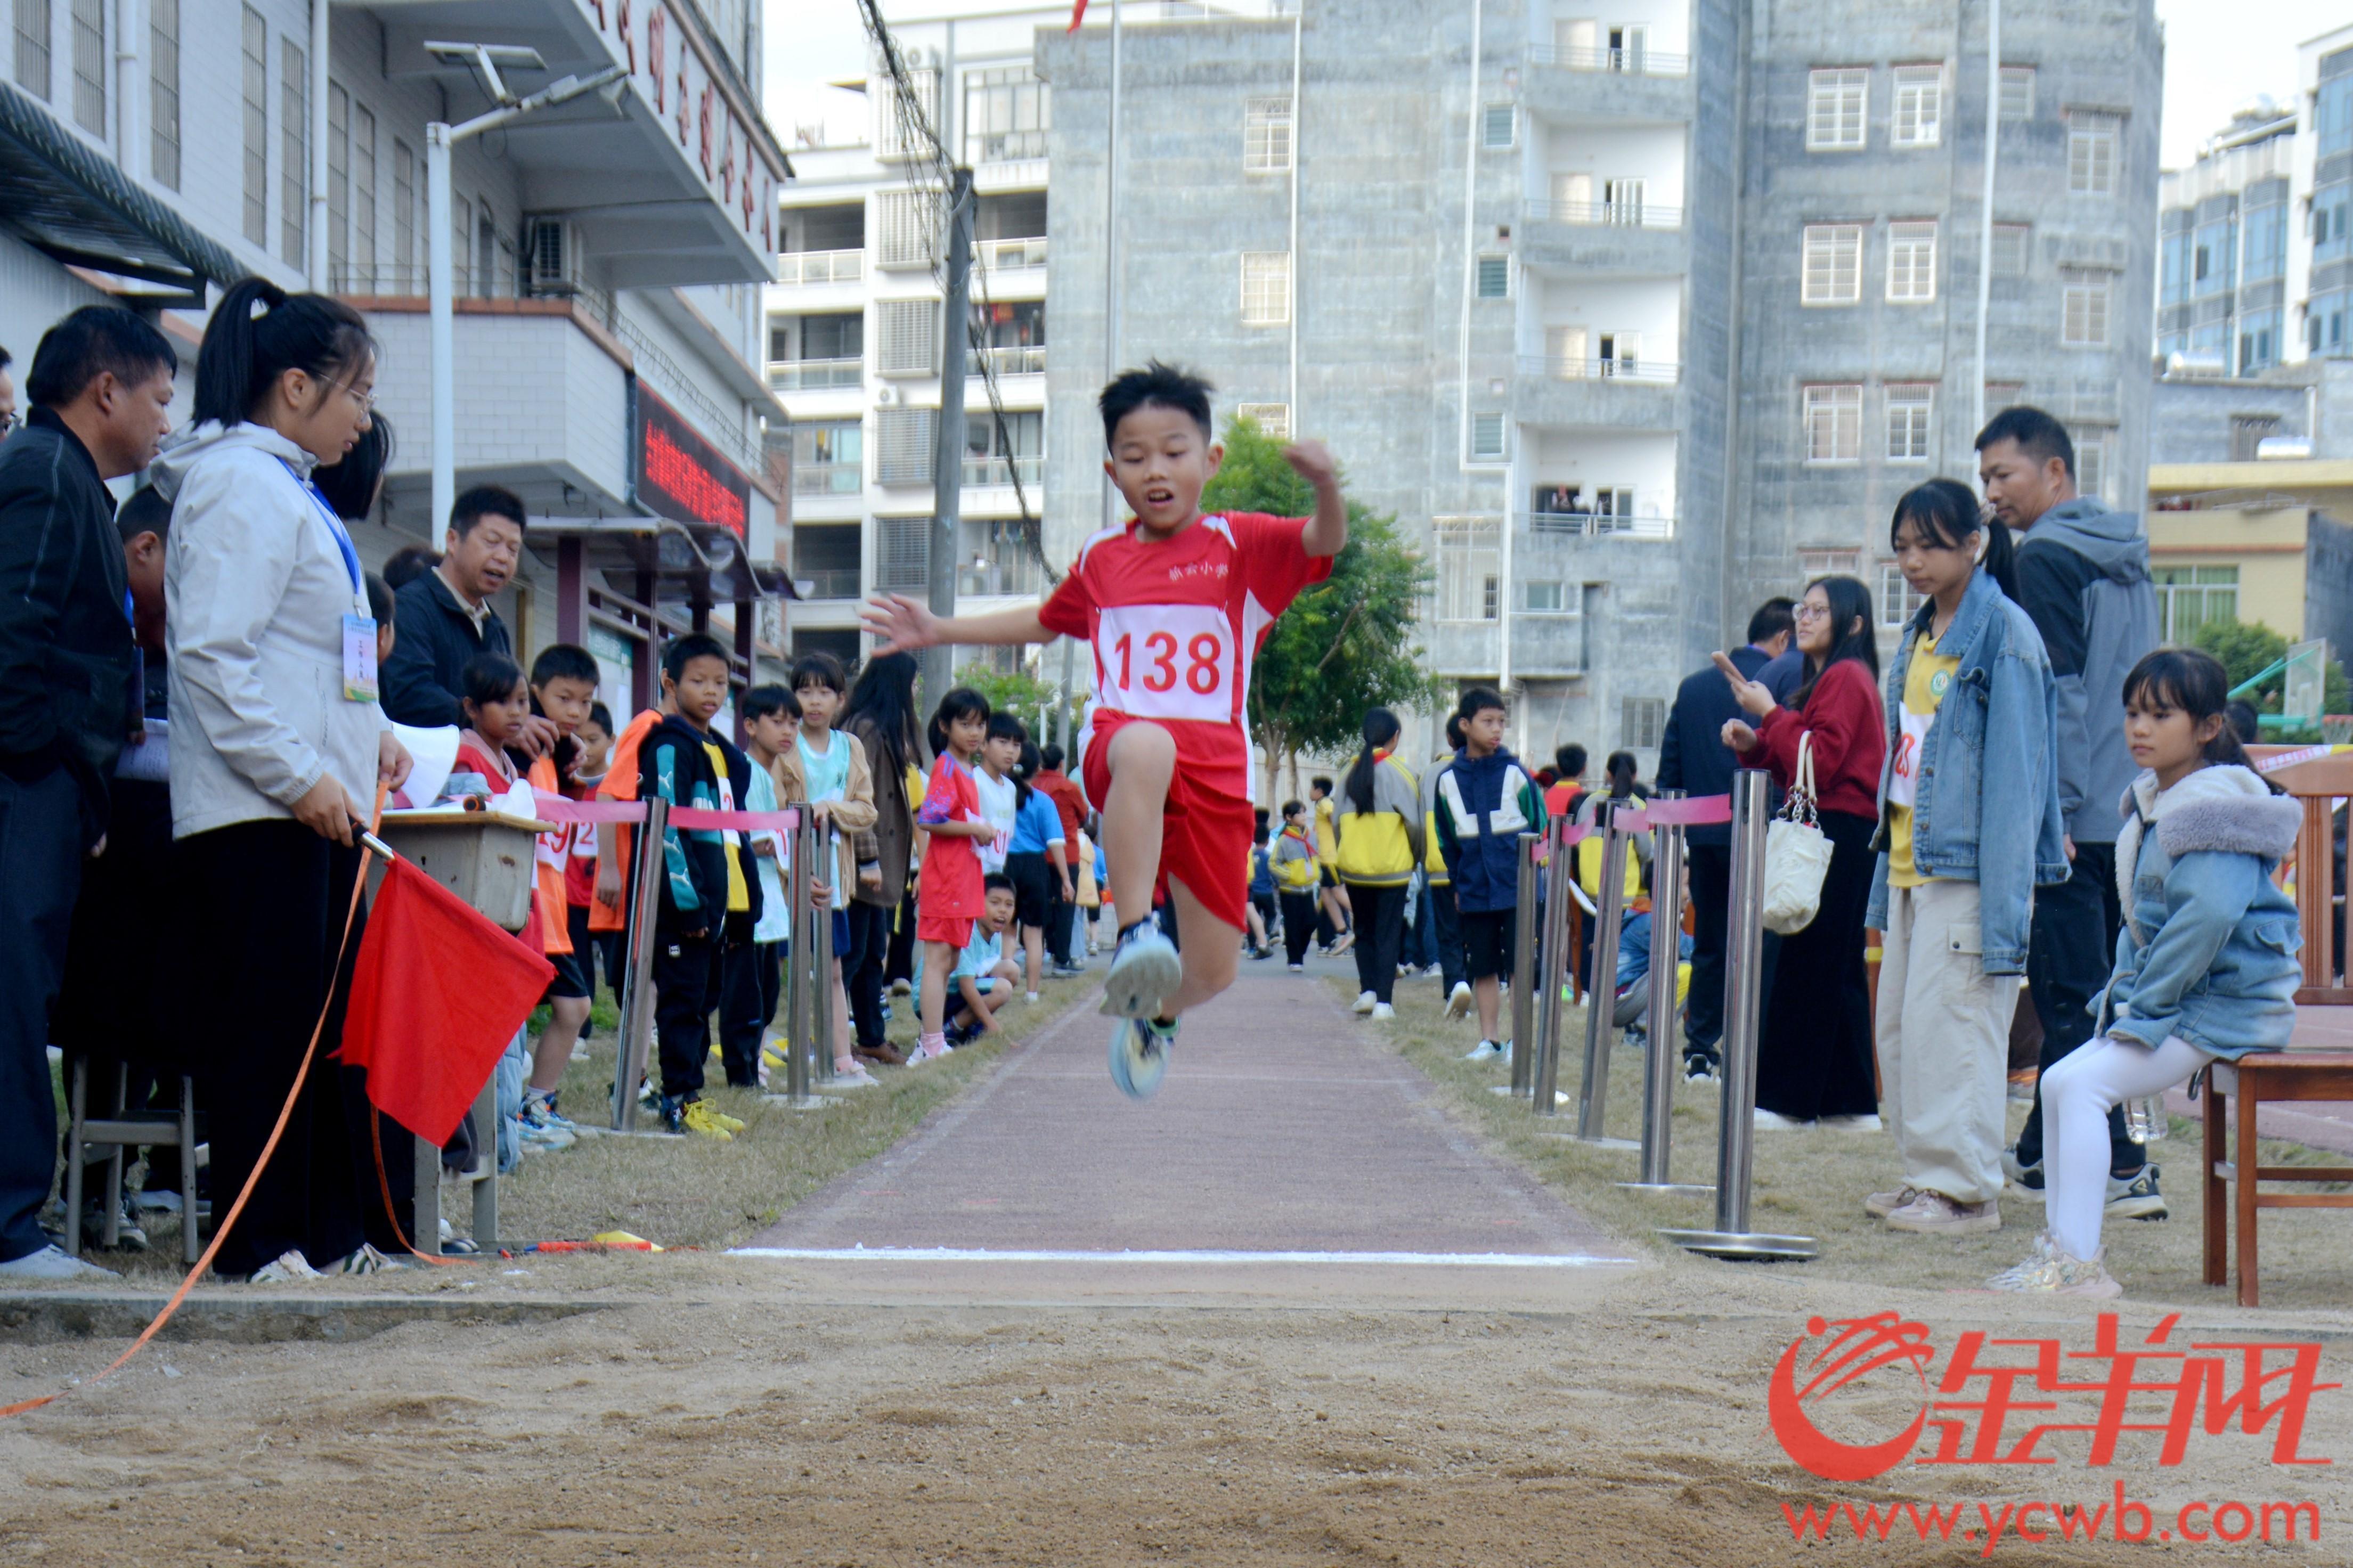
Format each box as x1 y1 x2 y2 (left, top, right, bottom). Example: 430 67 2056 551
524 217 579 297
875 385 900 406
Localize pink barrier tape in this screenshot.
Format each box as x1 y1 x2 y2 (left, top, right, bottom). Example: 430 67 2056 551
1531 825 1590 865
671 805 803 832
2256 745 2338 775
1614 794 1732 829
524 787 801 831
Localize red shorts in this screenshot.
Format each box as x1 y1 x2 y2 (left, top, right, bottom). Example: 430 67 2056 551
916 913 974 948
1081 711 1252 936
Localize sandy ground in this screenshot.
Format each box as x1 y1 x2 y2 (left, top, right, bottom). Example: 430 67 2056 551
8 963 2353 1564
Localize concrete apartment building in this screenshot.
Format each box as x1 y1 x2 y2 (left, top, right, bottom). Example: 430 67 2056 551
2155 102 2295 375
2 0 791 716
1032 0 2159 766
767 3 1058 673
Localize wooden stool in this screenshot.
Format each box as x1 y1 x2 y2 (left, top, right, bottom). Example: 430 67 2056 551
2202 1051 2353 1306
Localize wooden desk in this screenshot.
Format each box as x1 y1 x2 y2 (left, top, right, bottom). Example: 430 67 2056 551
2202 1050 2353 1306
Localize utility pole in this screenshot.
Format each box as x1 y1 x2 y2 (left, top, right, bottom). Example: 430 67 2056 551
925 168 976 708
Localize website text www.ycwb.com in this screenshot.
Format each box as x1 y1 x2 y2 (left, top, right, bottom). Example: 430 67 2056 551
1783 1483 2321 1555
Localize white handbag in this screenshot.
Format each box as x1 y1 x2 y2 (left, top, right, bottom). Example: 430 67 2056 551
1760 732 1833 935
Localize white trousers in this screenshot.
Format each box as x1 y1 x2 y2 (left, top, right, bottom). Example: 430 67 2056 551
2042 1032 2213 1261
1875 880 2018 1205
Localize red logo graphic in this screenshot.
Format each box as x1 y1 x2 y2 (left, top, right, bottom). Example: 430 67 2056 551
1769 1313 2338 1481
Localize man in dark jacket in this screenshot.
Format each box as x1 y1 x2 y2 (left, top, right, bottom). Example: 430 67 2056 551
1656 599 1793 1079
1979 406 2165 1215
0 306 176 1280
382 484 555 754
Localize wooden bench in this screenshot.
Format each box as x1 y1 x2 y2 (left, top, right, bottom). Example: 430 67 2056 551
2201 1051 2353 1306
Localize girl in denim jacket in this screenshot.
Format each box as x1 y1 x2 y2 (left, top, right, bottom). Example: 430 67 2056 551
1992 649 2301 1297
1864 480 2069 1239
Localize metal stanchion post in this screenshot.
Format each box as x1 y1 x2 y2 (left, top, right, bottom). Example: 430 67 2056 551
1571 801 1638 1147
1622 791 1710 1197
1531 819 1575 1116
611 795 669 1132
813 822 838 1085
1507 832 1538 1098
1659 772 1815 1259
770 810 828 1109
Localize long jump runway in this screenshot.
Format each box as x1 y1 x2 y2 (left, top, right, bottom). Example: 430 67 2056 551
738 967 1636 1309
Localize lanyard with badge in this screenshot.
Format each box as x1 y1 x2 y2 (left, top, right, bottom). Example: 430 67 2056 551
285 460 376 702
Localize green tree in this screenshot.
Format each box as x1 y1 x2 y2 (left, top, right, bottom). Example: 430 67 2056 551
954 659 1077 741
1202 415 1443 797
2188 618 2350 730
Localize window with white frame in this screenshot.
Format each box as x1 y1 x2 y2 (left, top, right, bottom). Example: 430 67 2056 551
965 64 1048 164
1885 383 1933 462
1243 96 1293 173
1802 224 1862 305
1800 550 1862 579
2061 269 2110 346
15 0 50 98
1434 518 1501 622
1241 251 1291 325
1621 696 1666 750
876 189 941 269
877 67 940 161
1807 69 1868 151
1879 564 1927 628
875 299 940 375
1892 65 1943 148
1471 413 1508 461
70 0 103 133
1803 384 1863 463
281 38 307 268
149 0 181 190
1522 579 1568 614
1482 104 1515 148
876 407 939 485
240 6 266 246
2067 112 2119 195
1991 223 2029 277
351 104 376 275
2076 430 2110 502
1236 402 1290 438
328 85 349 274
1999 66 2035 121
1886 221 1937 301
1475 255 1509 298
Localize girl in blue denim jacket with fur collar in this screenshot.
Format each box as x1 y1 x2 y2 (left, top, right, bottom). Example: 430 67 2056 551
1991 648 2301 1298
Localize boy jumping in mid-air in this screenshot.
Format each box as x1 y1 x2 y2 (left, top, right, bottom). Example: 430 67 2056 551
862 361 1347 1099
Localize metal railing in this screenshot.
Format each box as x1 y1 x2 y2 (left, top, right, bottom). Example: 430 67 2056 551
969 129 1049 162
768 357 863 390
962 454 1044 487
792 461 863 496
793 567 862 600
777 249 864 285
330 262 519 298
959 557 1048 598
1525 199 1683 230
978 235 1048 271
1520 355 1681 385
1521 510 1677 540
1528 44 1690 77
978 344 1046 376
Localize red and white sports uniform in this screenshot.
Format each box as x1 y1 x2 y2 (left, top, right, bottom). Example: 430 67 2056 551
1037 512 1329 933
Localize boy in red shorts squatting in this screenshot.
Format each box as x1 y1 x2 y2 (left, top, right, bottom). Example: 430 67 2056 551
863 362 1347 1099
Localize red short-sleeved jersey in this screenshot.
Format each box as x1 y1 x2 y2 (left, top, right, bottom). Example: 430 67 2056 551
916 752 987 920
1038 512 1329 802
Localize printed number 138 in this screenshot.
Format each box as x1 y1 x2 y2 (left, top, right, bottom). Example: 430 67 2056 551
1112 630 1224 695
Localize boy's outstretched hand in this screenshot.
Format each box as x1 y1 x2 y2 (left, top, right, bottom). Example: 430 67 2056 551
860 592 940 655
1282 439 1338 489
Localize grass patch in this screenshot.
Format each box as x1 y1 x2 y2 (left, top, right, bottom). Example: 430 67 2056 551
1369 977 2353 1308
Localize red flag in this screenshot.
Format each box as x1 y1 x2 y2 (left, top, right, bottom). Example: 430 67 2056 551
341 858 556 1147
1068 0 1087 30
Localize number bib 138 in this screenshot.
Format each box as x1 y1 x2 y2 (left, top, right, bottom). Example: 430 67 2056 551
1098 604 1234 723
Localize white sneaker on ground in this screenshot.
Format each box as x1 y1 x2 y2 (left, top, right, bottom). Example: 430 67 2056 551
0 1244 119 1281
830 1062 882 1089
1818 1113 1883 1132
1753 1108 1811 1131
1986 1234 2122 1297
1863 1186 1920 1220
1352 990 1377 1015
1287 962 1305 973
1025 992 1041 1005
1463 1040 1504 1061
1446 982 1474 1019
1422 964 1444 979
1884 1190 2001 1236
249 1250 324 1285
1372 1002 1396 1021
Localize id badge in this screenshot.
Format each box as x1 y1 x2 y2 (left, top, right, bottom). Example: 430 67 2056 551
342 614 380 702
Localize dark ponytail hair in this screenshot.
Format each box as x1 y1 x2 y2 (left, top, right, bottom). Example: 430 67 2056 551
311 411 394 521
1890 478 2018 607
2121 647 2282 790
193 277 376 429
1342 707 1402 813
1795 575 1882 709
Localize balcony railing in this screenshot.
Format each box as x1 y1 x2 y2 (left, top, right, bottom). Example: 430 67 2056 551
978 235 1048 271
1520 510 1676 540
1528 44 1690 77
960 557 1048 598
978 344 1047 377
793 461 864 496
962 455 1045 488
1520 356 1681 385
777 249 864 285
1525 199 1683 230
768 357 862 390
793 567 863 600
331 263 518 298
969 130 1049 162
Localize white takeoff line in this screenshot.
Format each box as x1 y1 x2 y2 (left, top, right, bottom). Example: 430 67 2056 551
729 1246 1632 1269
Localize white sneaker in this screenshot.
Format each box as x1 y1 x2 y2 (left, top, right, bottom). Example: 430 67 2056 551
1818 1113 1883 1133
1753 1108 1811 1131
1422 964 1444 979
1445 982 1474 1019
1352 990 1377 1015
1463 1040 1504 1061
1025 991 1041 1005
1372 1002 1395 1021
0 1244 119 1281
829 1062 882 1089
1101 922 1183 1021
249 1250 324 1285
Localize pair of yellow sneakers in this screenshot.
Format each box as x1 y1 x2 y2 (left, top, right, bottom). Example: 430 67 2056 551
680 1099 746 1140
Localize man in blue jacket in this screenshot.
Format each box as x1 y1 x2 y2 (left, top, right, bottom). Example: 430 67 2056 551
1979 406 2164 1219
1656 599 1794 1080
